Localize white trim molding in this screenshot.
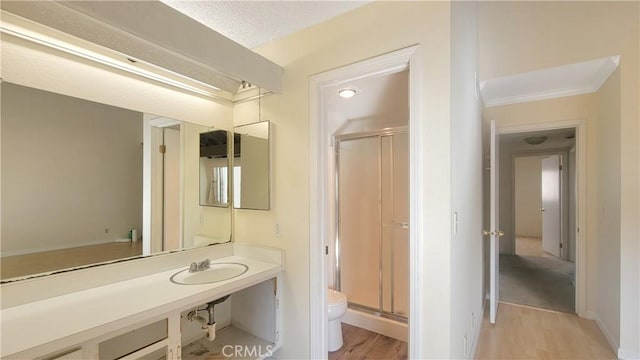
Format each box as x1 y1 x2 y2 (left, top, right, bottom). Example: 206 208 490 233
308 45 422 359
0 238 122 258
618 348 640 360
481 56 620 107
585 310 620 357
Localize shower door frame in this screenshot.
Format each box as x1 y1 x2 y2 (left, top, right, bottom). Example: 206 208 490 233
334 126 408 323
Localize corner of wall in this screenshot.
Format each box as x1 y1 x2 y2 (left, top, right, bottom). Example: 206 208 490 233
586 310 620 356
468 300 486 360
617 347 640 360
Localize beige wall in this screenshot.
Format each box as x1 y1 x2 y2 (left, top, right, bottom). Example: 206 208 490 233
1 83 142 254
449 2 484 358
480 1 639 355
235 2 461 357
514 156 544 238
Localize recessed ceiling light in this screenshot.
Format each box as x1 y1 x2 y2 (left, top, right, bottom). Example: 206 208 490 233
338 88 357 98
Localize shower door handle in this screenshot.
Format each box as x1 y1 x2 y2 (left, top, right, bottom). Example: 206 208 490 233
385 222 409 229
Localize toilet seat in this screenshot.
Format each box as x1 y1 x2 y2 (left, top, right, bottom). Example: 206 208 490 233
328 289 347 306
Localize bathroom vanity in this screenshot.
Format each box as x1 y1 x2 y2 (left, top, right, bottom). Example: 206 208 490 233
0 244 283 360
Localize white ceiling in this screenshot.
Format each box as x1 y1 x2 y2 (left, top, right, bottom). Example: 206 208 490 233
325 69 409 134
159 1 369 49
500 128 576 153
481 56 620 107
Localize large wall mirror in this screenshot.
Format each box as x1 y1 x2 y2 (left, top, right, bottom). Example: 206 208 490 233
0 82 232 281
233 121 270 210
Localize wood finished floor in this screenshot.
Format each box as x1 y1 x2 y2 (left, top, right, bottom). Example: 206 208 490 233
1 241 142 279
475 302 616 359
329 323 407 360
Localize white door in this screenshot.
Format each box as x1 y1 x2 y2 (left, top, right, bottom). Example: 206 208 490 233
163 127 181 251
488 120 502 324
541 155 561 257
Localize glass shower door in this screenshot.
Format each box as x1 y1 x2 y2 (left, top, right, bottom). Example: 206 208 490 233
338 136 381 310
381 133 409 317
337 131 408 320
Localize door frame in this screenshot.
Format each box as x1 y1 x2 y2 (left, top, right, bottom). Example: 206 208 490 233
143 117 182 256
497 119 586 316
489 120 500 323
309 45 422 358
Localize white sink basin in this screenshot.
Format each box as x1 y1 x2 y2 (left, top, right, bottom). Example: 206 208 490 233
170 262 249 285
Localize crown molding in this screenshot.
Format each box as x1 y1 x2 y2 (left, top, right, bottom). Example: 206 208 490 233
481 56 620 108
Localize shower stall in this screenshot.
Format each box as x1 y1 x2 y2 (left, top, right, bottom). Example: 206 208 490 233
335 127 409 325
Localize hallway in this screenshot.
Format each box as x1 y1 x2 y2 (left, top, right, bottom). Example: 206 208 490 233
499 236 575 313
475 303 615 359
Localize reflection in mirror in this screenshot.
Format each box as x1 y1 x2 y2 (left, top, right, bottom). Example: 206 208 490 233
233 121 270 210
199 130 231 207
0 82 232 281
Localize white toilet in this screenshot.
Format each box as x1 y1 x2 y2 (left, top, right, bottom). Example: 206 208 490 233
327 289 348 352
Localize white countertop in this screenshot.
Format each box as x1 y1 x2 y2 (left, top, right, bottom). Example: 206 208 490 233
1 255 282 357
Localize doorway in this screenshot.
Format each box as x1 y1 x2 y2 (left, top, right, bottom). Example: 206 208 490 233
499 128 577 313
308 45 422 358
143 117 183 256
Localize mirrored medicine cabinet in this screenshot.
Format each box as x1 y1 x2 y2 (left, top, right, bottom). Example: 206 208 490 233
199 130 232 207
198 121 271 211
233 121 271 211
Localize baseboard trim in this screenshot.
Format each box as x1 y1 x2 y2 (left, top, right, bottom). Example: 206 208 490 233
618 347 640 360
342 308 408 342
0 239 127 257
583 310 597 319
587 311 619 355
499 300 574 315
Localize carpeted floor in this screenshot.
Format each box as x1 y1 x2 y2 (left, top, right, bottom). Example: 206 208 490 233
500 253 575 313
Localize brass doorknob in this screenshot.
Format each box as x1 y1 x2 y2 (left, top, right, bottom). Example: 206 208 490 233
483 230 505 237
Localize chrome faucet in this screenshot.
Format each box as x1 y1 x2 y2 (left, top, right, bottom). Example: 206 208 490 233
189 259 211 273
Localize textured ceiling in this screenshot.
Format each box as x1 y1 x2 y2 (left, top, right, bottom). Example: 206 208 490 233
159 1 368 49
